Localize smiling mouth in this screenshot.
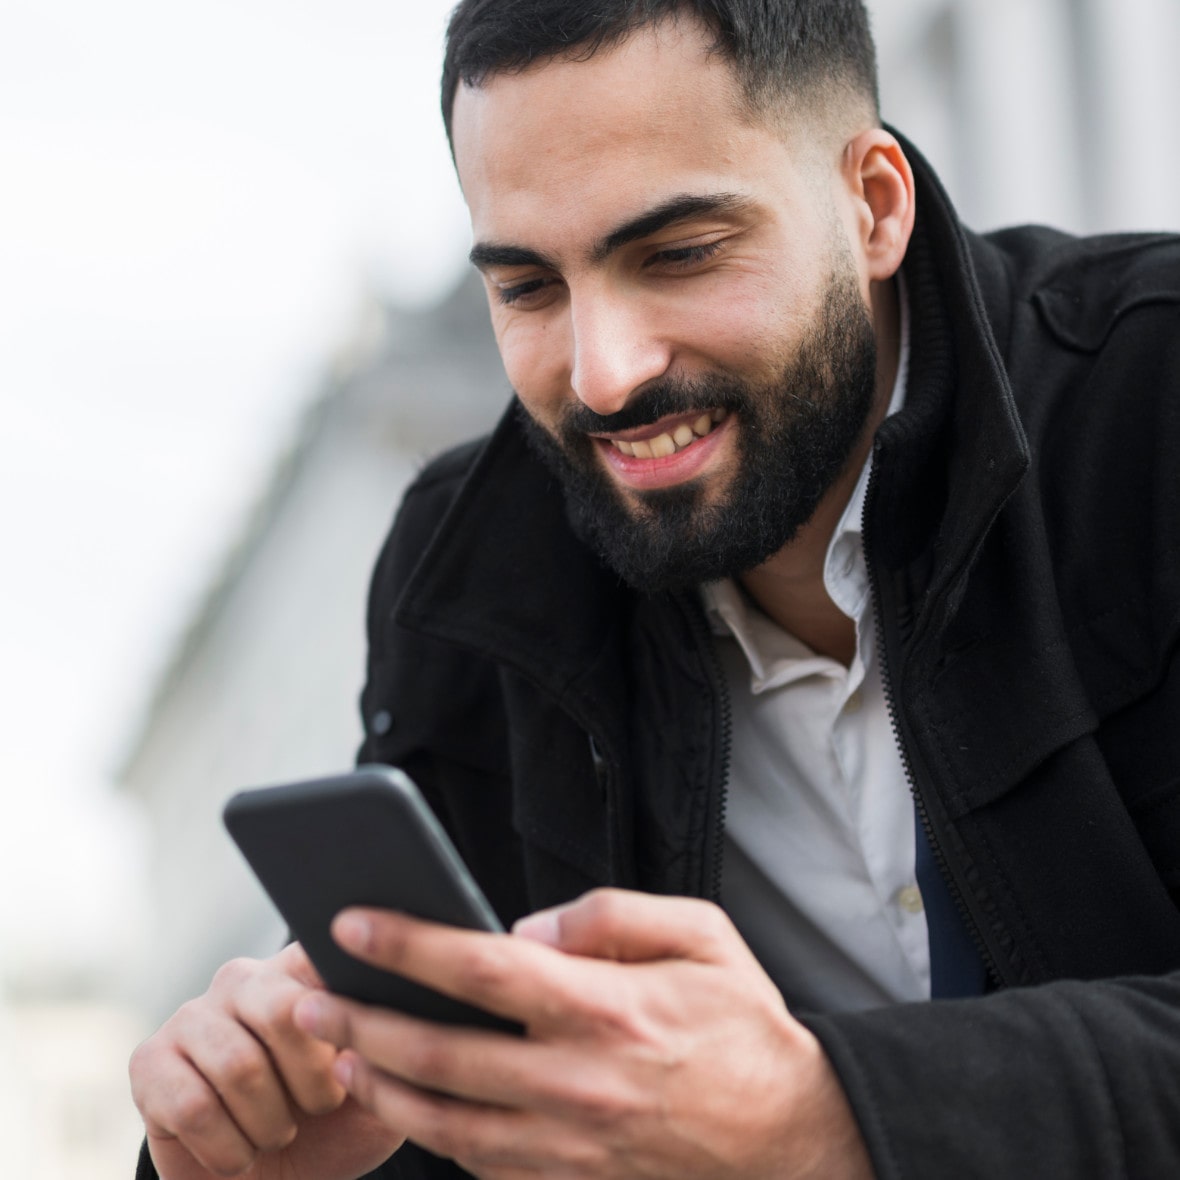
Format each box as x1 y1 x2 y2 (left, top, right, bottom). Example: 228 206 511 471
598 407 728 458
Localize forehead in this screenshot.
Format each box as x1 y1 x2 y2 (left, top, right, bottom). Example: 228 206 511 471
450 21 810 251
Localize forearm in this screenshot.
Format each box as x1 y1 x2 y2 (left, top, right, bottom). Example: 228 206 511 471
806 972 1180 1180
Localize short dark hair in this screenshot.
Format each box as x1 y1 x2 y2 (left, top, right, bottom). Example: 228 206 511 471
441 0 880 143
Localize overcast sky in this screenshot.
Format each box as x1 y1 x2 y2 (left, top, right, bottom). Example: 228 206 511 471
0 0 468 985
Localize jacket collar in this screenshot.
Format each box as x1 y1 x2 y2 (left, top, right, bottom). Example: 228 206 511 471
867 131 1029 611
394 405 634 753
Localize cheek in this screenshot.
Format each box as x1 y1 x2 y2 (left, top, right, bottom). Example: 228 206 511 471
493 313 572 425
678 278 805 376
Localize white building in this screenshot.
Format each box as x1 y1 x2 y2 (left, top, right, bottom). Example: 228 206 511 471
119 276 504 1022
0 1001 147 1180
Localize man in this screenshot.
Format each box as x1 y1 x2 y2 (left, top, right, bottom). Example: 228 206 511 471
130 2 1180 1177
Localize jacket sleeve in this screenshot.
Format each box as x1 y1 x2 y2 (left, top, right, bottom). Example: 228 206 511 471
815 567 1180 1176
804 968 1180 1179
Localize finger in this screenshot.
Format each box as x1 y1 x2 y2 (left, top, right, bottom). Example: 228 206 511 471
296 992 608 1114
330 909 599 1028
215 956 347 1115
513 888 752 965
181 1007 299 1154
278 939 327 989
131 1040 261 1178
337 1050 603 1175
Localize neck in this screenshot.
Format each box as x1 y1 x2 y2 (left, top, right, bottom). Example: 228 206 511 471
738 276 901 665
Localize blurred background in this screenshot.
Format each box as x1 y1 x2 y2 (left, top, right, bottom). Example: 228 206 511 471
1 0 1176 1174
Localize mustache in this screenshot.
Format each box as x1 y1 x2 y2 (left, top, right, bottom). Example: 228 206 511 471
557 378 745 438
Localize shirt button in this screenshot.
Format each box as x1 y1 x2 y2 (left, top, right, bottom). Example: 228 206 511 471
897 885 925 914
371 710 393 736
844 689 864 714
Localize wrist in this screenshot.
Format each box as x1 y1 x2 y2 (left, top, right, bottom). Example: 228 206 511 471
787 1026 875 1180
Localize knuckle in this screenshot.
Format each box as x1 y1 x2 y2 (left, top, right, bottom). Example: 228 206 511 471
578 888 639 949
128 1036 190 1114
459 940 512 995
589 1002 637 1041
573 1082 629 1128
365 919 409 969
252 984 298 1033
127 1038 158 1096
278 940 313 973
403 1033 454 1088
254 1120 299 1154
584 887 626 929
697 898 732 937
211 956 261 994
171 997 205 1030
170 1087 222 1137
535 976 582 1025
216 1043 268 1093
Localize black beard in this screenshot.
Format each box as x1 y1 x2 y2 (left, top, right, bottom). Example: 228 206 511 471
516 268 879 592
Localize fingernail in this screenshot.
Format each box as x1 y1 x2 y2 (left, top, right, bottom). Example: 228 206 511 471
333 910 372 952
334 1053 355 1089
512 908 562 946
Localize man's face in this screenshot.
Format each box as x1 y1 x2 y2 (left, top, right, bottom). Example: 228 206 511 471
451 20 880 590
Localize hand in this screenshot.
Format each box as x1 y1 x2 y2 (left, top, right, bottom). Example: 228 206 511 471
128 942 403 1179
296 889 874 1179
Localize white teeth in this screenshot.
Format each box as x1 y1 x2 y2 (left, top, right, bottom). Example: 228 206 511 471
610 408 728 459
649 432 676 458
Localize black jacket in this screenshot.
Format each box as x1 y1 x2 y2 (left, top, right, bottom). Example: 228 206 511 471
135 141 1180 1180
356 139 1180 1179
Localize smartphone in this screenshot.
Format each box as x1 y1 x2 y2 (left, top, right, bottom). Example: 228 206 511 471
223 765 517 1032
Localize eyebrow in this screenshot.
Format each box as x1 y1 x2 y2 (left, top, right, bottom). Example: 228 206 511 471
590 192 749 263
467 242 558 272
468 191 750 273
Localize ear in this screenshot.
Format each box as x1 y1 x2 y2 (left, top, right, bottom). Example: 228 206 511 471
840 129 915 282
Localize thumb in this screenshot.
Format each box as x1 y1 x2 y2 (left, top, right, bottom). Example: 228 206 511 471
513 888 746 965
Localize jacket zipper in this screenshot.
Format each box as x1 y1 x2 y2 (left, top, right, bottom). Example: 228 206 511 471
862 445 1005 989
587 732 633 888
678 590 734 904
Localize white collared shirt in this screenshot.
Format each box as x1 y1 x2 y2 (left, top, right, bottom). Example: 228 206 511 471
702 277 929 1012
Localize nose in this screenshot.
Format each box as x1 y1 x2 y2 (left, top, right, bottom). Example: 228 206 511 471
568 292 672 417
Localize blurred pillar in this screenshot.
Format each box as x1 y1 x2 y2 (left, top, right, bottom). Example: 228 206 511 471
950 0 1084 232
1073 0 1180 232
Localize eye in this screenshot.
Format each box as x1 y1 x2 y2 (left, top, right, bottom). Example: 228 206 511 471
648 240 725 269
497 277 558 308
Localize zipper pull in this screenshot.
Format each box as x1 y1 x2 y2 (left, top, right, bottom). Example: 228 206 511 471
588 735 609 798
